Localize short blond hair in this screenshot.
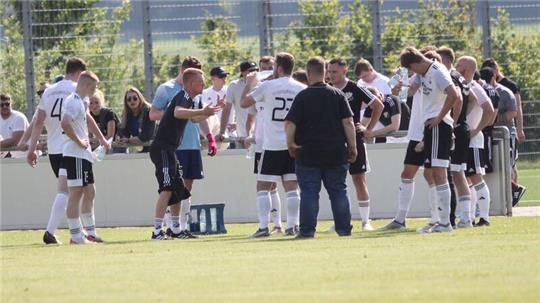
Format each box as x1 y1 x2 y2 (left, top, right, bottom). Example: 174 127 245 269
79 71 99 83
90 89 105 106
182 68 204 84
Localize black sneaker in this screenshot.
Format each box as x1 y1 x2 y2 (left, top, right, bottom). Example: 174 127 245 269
168 230 184 239
165 228 173 237
181 230 198 239
151 230 169 240
512 185 527 206
284 225 299 236
475 218 490 227
43 231 61 245
250 228 270 238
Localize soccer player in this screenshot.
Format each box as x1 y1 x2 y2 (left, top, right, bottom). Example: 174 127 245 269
436 46 476 228
399 47 461 233
361 87 401 143
149 68 223 240
379 48 446 231
477 67 500 174
328 57 383 230
455 56 495 227
60 71 111 244
240 52 306 237
25 58 88 244
150 56 217 238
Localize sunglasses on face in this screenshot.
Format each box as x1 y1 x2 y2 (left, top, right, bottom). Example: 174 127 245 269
126 96 138 102
0 102 11 108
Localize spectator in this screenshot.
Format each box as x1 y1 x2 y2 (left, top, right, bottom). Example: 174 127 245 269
117 87 155 153
292 69 308 85
18 82 51 152
36 81 50 99
218 61 257 144
355 58 391 95
202 67 229 136
0 94 29 158
284 56 357 238
89 89 118 141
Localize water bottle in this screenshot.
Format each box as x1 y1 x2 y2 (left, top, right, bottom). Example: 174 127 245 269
199 210 206 233
388 74 400 89
399 67 409 103
210 208 217 232
245 143 255 159
257 70 273 81
93 138 113 162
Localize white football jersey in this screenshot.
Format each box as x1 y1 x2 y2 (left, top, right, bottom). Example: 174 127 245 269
412 61 454 127
253 102 265 153
467 81 491 148
407 88 424 142
38 80 77 154
249 77 306 150
202 85 231 123
61 92 93 162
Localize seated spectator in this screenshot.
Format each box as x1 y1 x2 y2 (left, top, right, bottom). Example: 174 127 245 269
117 87 155 153
89 89 118 141
361 87 401 143
0 94 29 158
355 58 391 95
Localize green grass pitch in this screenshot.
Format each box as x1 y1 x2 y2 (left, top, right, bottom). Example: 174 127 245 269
1 217 539 303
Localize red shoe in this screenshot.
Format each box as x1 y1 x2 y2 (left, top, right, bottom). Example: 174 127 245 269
70 237 95 245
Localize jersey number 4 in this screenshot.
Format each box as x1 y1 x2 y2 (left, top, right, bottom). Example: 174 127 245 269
50 98 63 121
272 97 293 122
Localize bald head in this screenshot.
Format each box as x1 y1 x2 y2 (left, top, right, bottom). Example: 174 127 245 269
455 56 477 82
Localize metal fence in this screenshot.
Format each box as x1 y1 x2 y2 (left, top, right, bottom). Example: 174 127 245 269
4 0 539 158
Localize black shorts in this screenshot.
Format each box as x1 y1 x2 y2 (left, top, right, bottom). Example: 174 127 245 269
423 121 452 168
349 137 370 175
150 147 191 205
253 152 262 174
175 149 204 180
258 150 296 182
466 147 486 177
61 156 94 187
450 125 470 172
403 140 424 166
48 154 67 178
482 128 494 173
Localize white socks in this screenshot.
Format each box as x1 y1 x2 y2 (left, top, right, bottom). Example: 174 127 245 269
67 217 84 241
81 212 97 237
256 191 271 229
153 218 164 235
269 190 282 228
436 183 451 225
286 190 300 229
180 199 191 231
46 192 67 234
164 208 172 230
474 181 491 221
395 179 414 223
428 185 440 224
458 195 472 223
358 200 370 224
469 185 477 221
171 216 181 234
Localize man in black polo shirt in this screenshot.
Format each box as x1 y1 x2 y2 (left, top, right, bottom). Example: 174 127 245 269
149 68 223 240
327 57 383 231
285 56 357 238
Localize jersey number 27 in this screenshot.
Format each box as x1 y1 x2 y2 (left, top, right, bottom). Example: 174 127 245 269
272 97 293 121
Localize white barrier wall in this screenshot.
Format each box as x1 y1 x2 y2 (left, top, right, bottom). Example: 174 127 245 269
0 142 510 230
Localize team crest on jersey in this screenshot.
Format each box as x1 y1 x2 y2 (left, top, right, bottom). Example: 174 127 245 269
383 112 389 118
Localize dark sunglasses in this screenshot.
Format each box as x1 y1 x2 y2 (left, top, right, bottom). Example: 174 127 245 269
126 96 139 102
0 102 11 108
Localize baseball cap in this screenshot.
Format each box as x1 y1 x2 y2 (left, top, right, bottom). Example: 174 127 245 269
210 67 229 78
239 61 258 73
